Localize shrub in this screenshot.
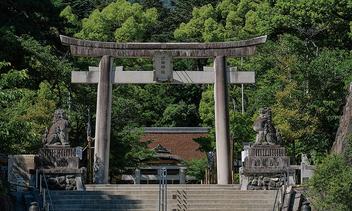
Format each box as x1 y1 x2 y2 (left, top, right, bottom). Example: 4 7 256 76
308 154 352 211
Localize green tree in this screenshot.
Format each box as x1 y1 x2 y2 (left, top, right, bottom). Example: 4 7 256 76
185 158 208 182
253 0 352 48
0 62 56 154
60 5 81 35
174 4 225 42
174 0 267 42
199 86 215 127
308 153 352 211
199 86 254 155
156 101 199 127
76 0 158 42
110 127 154 174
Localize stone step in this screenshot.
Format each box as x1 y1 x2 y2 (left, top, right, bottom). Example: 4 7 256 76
50 189 274 195
52 203 274 209
84 184 241 190
84 187 242 191
51 201 275 210
85 184 241 188
53 199 272 205
47 185 277 211
50 193 275 201
50 190 275 195
51 193 275 200
52 197 275 203
48 209 272 211
175 208 274 211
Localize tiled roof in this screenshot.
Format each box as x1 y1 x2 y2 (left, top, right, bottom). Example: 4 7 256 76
141 127 209 161
143 127 210 134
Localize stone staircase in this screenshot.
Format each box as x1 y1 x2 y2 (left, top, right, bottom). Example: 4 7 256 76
48 184 277 211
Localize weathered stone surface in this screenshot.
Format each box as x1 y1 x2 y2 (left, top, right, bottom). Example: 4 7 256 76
247 175 285 190
71 69 255 84
331 83 352 154
60 35 267 58
153 52 173 82
36 147 84 190
42 109 70 146
93 55 113 184
243 145 290 174
8 155 36 191
241 109 291 190
241 144 292 190
36 147 79 169
214 56 231 184
253 108 282 145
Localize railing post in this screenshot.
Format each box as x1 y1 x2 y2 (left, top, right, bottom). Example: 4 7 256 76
35 169 39 189
165 168 168 211
158 167 167 211
43 188 46 210
135 168 141 184
158 169 161 211
40 172 55 211
39 175 42 194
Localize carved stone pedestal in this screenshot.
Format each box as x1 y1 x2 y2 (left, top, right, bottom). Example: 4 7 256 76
241 144 291 190
35 147 85 190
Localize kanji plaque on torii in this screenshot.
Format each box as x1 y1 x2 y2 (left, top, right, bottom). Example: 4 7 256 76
60 35 267 184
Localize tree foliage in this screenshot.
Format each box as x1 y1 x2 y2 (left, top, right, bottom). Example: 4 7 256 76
185 158 208 182
308 153 352 211
76 0 158 41
0 62 56 154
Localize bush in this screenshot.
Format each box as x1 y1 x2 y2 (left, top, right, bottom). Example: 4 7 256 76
185 159 207 182
308 154 352 211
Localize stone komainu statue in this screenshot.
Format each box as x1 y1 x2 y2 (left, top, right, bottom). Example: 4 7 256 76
42 109 70 146
253 108 282 145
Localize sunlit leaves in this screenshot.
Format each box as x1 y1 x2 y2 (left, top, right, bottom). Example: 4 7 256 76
0 62 56 154
308 154 352 211
76 0 158 41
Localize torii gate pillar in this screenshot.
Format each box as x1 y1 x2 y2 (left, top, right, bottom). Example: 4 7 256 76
214 56 231 184
94 55 113 183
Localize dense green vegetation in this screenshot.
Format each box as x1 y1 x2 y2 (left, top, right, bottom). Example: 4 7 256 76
1 0 352 189
308 137 352 211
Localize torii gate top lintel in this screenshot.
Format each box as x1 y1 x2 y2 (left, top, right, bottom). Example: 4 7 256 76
60 35 267 58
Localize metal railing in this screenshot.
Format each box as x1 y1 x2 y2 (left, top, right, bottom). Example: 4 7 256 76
272 173 288 211
40 171 55 211
158 167 167 211
272 185 285 211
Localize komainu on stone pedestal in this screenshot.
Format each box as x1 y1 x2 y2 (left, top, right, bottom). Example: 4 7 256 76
42 109 70 146
241 108 291 190
35 109 85 190
253 107 282 145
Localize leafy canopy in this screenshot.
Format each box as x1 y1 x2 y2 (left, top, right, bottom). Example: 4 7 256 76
76 0 158 41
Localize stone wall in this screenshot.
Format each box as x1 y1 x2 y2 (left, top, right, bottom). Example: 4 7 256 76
331 83 352 154
7 155 36 191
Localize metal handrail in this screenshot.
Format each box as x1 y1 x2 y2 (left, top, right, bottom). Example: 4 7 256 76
272 173 289 211
41 171 55 211
158 167 168 211
272 187 282 211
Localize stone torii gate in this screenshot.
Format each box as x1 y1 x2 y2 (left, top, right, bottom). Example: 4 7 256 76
60 35 267 184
